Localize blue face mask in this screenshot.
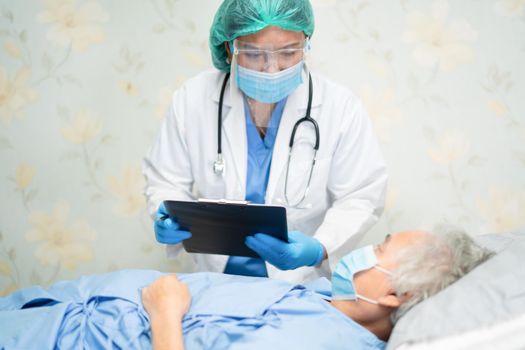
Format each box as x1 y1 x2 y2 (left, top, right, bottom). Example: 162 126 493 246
332 245 392 304
235 60 304 104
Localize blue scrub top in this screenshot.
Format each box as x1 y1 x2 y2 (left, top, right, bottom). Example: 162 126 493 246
244 97 287 204
223 98 287 277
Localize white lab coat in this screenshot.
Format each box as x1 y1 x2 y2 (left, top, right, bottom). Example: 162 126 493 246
143 65 387 283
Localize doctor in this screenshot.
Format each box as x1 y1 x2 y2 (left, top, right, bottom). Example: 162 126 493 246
143 0 387 283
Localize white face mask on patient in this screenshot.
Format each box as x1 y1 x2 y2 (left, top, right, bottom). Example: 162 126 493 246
331 245 393 305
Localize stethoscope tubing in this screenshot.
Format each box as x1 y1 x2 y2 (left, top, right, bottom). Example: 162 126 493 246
217 72 231 156
214 71 320 208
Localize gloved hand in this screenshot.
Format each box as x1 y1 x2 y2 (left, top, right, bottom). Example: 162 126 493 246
245 231 324 270
154 203 192 244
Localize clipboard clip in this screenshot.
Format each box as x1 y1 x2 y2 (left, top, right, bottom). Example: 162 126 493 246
198 198 250 205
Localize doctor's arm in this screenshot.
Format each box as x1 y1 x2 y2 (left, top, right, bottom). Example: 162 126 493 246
143 89 195 218
315 98 388 270
142 274 191 350
143 90 195 247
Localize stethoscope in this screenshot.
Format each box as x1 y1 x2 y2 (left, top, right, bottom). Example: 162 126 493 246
213 71 320 208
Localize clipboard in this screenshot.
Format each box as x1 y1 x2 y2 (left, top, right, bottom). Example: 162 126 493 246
163 199 288 258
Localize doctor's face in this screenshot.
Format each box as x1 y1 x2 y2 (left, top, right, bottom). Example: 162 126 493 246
227 26 306 72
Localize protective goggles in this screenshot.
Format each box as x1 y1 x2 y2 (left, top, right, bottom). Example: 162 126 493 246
233 39 310 70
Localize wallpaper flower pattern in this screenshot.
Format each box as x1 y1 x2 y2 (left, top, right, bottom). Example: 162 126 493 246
0 0 524 294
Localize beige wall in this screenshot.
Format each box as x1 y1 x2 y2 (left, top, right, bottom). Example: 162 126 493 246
1 0 524 294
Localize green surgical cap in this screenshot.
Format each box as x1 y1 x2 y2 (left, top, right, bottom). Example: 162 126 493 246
209 0 315 72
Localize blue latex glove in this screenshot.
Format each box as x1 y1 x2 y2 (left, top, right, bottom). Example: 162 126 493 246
154 203 192 244
245 231 324 270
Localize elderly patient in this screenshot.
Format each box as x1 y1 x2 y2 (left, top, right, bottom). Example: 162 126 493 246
0 229 493 350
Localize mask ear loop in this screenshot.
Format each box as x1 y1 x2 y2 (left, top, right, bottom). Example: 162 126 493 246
225 40 235 64
355 265 395 305
374 265 393 276
305 37 312 52
302 37 312 74
355 262 393 305
355 294 380 305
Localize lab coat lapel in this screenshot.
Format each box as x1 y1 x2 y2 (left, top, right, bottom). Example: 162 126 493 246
266 68 322 204
266 71 307 204
221 74 247 199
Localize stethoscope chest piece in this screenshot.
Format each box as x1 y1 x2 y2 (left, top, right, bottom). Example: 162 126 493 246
213 154 225 175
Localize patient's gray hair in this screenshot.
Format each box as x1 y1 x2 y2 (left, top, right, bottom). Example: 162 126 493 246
390 225 494 323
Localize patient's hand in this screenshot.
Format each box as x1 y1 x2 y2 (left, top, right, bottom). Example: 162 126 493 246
142 274 191 320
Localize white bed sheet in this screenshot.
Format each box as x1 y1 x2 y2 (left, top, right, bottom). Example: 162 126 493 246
396 312 525 350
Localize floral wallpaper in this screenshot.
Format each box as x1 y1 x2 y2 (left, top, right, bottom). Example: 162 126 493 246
1 0 524 295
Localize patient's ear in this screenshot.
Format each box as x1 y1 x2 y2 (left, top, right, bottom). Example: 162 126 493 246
378 292 412 308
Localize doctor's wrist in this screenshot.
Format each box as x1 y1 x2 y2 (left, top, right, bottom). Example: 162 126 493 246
309 240 325 267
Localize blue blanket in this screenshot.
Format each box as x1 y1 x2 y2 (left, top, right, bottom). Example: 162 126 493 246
0 270 385 349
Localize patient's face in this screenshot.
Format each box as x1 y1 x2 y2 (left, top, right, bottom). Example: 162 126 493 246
373 230 429 275
342 231 429 324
